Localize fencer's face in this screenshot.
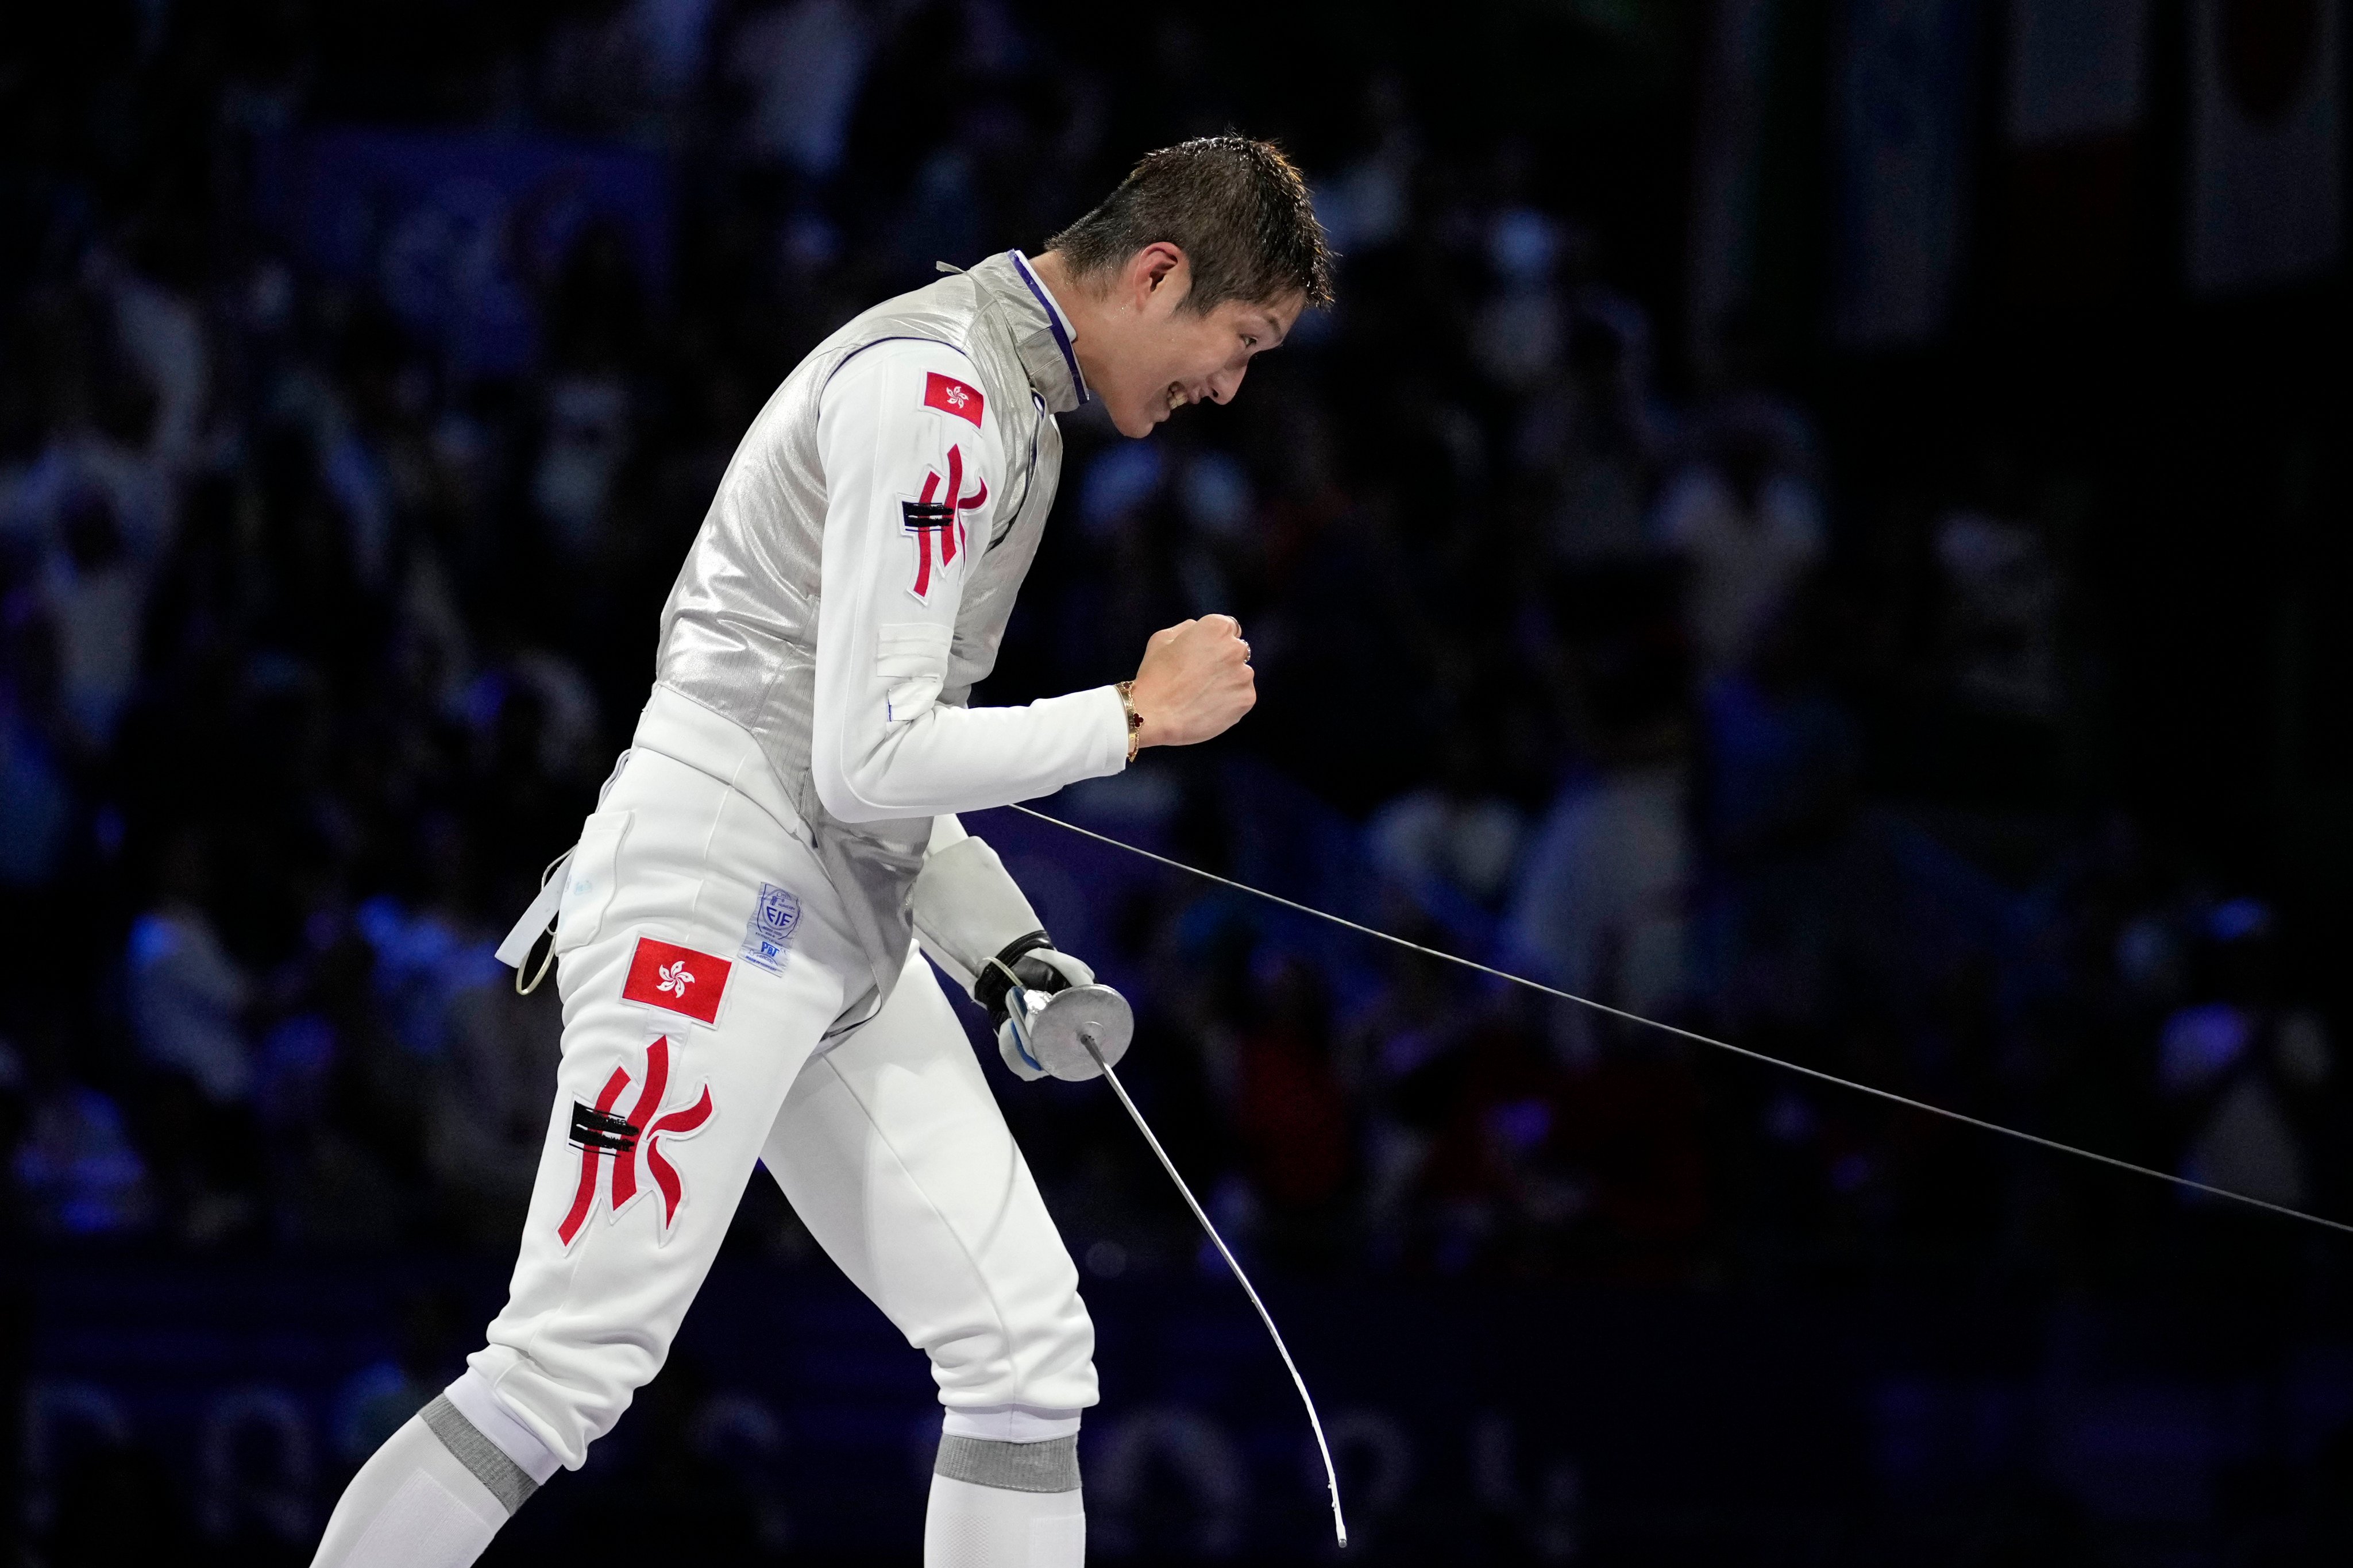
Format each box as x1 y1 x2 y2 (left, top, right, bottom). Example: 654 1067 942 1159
1081 245 1303 438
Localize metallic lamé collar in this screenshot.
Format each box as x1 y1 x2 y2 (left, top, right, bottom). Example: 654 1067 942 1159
971 250 1090 414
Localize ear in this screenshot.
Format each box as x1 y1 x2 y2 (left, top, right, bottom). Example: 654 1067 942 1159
1124 242 1187 308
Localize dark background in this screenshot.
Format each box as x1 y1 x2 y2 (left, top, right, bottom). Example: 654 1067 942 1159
4 0 2351 1562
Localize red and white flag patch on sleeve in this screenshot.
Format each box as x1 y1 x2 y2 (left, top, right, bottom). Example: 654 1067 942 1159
924 371 984 427
621 937 732 1025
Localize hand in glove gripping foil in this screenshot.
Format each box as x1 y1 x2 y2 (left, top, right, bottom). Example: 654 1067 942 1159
975 942 1096 1081
908 826 1129 1082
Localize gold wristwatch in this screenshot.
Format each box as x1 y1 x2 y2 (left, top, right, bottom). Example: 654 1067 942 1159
1115 681 1143 763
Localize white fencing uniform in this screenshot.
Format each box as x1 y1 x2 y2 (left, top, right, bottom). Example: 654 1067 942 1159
472 690 1104 1460
314 252 1116 1568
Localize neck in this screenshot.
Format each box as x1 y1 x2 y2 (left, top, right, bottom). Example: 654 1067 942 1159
1026 250 1103 388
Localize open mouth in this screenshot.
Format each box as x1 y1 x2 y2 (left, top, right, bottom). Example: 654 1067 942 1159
1165 384 1188 412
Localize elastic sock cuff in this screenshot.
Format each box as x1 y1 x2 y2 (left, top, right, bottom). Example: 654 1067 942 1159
935 1433 1081 1493
421 1397 539 1516
442 1370 562 1484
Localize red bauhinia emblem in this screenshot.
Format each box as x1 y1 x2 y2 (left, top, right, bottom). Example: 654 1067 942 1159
621 936 731 1024
923 371 984 427
558 1034 715 1246
900 443 988 600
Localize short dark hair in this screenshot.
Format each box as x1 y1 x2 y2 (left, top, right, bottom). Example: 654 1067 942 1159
1047 135 1334 312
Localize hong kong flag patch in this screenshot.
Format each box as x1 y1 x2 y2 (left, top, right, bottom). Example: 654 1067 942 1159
924 371 984 427
622 937 731 1025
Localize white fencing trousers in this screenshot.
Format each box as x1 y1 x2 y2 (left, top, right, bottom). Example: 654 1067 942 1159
927 1470 1086 1567
464 716 1097 1473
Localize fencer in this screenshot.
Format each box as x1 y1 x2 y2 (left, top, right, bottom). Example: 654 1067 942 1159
310 136 1332 1568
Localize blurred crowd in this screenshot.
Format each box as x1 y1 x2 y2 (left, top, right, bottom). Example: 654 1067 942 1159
2 0 2345 1304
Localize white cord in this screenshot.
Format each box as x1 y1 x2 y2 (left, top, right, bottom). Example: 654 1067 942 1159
1013 804 2353 1241
1079 1033 1349 1548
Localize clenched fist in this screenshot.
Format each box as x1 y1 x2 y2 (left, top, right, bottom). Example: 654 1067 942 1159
1128 615 1256 749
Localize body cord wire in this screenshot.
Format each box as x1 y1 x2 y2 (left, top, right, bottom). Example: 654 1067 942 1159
1011 804 2353 1239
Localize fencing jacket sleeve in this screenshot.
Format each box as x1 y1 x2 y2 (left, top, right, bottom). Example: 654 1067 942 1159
810 337 1129 825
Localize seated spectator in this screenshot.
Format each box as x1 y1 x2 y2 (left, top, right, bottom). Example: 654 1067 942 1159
331 1288 470 1467
356 893 500 1060
354 816 509 1063
1471 208 1565 393
1934 505 2060 724
426 978 563 1249
1232 955 1354 1264
1404 1007 1568 1274
45 488 148 748
1703 671 1858 862
727 0 878 180
12 1024 151 1238
1349 940 1475 1259
15 1084 151 1238
1654 410 1823 677
260 922 413 1253
1695 598 1860 1034
1367 733 1527 914
1508 689 1694 1061
125 832 252 1106
2158 900 2333 1212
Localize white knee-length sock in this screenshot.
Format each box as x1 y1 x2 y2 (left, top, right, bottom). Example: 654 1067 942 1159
924 1434 1086 1567
310 1374 558 1568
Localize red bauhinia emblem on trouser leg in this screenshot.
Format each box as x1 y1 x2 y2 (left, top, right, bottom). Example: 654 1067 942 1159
557 1035 715 1246
900 443 988 600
